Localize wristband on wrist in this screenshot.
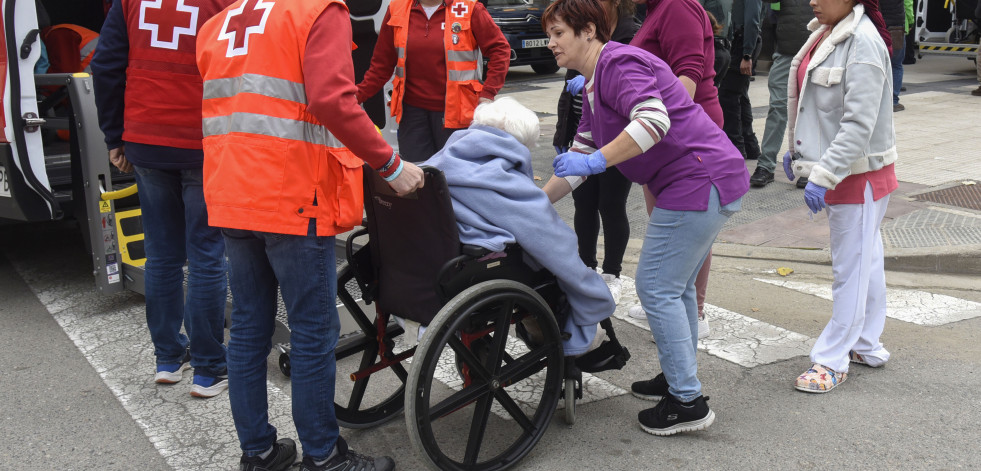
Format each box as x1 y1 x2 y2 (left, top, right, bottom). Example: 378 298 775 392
382 160 404 182
378 152 402 179
379 151 397 173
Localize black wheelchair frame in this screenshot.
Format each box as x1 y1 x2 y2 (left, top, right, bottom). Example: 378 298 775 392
282 166 629 471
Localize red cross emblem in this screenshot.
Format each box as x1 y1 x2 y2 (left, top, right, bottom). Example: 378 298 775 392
451 1 468 18
217 0 275 57
138 0 199 50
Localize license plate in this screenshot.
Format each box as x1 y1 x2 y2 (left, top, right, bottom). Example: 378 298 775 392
522 38 548 48
0 165 10 197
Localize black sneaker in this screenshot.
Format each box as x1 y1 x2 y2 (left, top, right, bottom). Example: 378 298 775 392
239 438 297 471
795 176 809 189
749 167 774 188
638 395 715 436
972 85 981 97
298 437 394 471
630 372 668 401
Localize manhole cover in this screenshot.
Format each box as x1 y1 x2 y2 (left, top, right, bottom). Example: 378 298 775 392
913 184 981 211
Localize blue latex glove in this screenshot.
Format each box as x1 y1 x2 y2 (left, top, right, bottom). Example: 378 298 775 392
782 151 795 181
803 182 828 213
554 145 569 155
566 75 585 95
553 149 607 177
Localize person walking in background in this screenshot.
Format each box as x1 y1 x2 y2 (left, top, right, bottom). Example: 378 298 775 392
882 0 913 111
784 0 897 393
542 0 748 435
626 0 723 339
751 0 813 188
196 0 425 469
719 0 763 161
91 0 232 399
356 0 510 162
554 0 640 305
700 0 734 87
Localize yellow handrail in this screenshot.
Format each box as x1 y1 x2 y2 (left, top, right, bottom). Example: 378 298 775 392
101 184 138 201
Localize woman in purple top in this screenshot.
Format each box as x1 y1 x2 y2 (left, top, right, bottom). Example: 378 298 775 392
541 0 748 437
627 0 724 338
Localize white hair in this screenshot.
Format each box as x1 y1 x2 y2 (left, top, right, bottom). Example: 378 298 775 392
471 97 540 149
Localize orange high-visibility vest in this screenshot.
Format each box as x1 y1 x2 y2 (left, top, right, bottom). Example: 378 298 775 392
196 0 364 237
43 24 99 72
389 0 482 128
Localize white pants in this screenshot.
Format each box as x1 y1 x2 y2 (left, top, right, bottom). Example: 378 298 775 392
810 183 891 372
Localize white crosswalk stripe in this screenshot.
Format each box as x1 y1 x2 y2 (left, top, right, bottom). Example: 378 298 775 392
615 276 815 367
5 251 297 470
755 278 981 326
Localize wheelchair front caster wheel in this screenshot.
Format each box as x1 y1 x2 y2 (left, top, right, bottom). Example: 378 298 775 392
278 352 291 377
564 378 576 425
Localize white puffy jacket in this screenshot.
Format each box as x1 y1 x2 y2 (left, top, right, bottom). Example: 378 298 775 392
786 4 897 190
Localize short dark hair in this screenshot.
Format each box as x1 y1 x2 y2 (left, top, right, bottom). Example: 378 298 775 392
542 0 611 43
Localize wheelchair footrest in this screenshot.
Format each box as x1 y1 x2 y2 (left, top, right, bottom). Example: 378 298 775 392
574 339 631 374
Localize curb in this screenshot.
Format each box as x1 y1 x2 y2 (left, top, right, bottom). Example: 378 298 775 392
713 242 981 276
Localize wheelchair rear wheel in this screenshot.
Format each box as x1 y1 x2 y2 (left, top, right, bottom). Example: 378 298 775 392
333 263 408 429
333 328 409 428
406 280 564 471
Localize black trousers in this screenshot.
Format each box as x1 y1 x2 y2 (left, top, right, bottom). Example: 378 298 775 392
571 166 633 276
397 103 461 163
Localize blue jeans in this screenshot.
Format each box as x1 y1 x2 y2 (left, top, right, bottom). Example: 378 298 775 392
889 26 905 105
635 186 741 403
133 165 227 372
223 220 339 461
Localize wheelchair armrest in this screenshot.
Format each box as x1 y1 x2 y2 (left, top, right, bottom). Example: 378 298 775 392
345 227 369 264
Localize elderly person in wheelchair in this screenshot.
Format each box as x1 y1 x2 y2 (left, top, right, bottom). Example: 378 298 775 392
331 96 630 470
423 96 619 358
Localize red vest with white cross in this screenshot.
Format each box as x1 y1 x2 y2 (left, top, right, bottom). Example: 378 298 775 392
120 0 234 149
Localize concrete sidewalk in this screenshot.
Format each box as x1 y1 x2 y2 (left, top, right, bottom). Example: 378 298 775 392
503 53 981 275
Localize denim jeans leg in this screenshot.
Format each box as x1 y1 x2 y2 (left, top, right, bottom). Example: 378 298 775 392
265 223 339 461
891 44 905 104
224 228 280 456
134 166 189 365
635 186 740 402
180 168 228 373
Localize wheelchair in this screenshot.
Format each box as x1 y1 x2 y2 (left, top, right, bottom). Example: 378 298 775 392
282 166 630 470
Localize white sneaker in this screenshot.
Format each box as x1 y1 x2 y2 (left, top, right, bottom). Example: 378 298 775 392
627 305 646 320
601 273 622 305
697 314 710 339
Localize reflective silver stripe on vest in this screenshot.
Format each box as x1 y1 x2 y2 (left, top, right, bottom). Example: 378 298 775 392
203 112 343 148
447 69 478 81
203 74 307 104
446 50 477 62
80 37 98 60
396 47 405 59
395 66 404 78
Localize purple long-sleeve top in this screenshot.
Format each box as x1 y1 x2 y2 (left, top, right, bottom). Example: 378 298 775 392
576 43 748 210
629 0 723 127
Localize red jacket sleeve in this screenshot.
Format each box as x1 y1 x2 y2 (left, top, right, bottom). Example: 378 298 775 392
355 9 397 104
652 3 707 83
470 3 510 100
304 4 393 169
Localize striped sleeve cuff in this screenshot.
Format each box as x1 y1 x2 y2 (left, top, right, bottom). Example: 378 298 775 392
572 132 597 153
